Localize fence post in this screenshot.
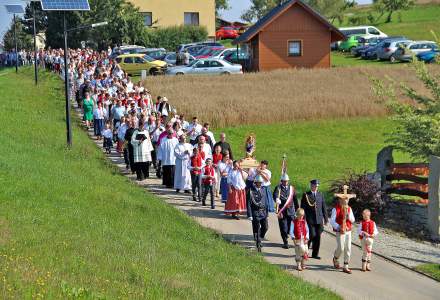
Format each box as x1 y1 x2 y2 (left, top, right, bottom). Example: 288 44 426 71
428 155 440 241
377 146 394 191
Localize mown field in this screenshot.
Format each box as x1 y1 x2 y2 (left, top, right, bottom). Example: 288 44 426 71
145 65 439 128
0 68 339 299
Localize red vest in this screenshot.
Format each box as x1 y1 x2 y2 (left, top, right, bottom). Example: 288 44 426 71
190 154 202 175
335 204 352 232
202 165 215 185
360 220 375 239
293 218 307 240
213 153 223 166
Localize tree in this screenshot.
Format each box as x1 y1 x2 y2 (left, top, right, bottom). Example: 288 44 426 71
241 0 355 23
373 0 414 23
22 0 145 50
241 0 284 23
215 0 229 16
370 35 440 161
2 19 34 51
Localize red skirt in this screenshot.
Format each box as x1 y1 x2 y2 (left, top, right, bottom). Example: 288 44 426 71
116 140 124 153
225 187 247 215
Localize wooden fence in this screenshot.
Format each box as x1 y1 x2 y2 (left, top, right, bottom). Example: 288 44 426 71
377 147 429 204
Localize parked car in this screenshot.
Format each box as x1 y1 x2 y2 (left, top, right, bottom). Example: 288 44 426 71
394 41 438 62
186 45 207 56
211 48 237 59
339 35 365 52
351 37 383 57
110 45 146 59
163 52 195 66
176 42 223 53
339 26 388 39
115 54 167 75
195 46 226 59
216 27 239 40
136 48 167 61
223 50 249 64
416 49 439 63
376 39 411 62
166 58 243 75
360 37 407 60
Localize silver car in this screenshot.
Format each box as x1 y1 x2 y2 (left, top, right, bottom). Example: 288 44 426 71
376 39 411 62
166 58 243 76
394 41 438 62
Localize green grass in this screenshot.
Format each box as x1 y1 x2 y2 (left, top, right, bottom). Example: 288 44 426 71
0 68 339 298
416 264 440 281
341 4 440 41
331 52 391 67
219 119 409 198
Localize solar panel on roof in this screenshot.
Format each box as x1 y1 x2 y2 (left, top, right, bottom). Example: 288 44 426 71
5 4 25 14
41 0 90 11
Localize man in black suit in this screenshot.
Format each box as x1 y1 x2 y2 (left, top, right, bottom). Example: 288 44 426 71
301 179 328 259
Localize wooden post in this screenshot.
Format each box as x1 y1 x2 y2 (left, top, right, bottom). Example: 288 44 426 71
428 156 440 241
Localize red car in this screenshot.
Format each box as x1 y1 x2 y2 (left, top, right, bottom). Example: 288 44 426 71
216 27 239 40
195 47 225 59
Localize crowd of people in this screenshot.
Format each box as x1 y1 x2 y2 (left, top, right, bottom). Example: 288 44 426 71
41 47 379 274
0 49 37 68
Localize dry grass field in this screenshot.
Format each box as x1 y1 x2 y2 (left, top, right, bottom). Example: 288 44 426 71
143 65 439 128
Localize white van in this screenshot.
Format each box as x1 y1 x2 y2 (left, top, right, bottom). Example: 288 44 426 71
339 26 388 39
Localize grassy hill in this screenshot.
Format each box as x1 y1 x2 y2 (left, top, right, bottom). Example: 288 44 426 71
0 68 339 298
342 3 440 41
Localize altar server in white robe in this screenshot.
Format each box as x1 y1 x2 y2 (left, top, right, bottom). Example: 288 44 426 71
174 134 193 193
158 129 179 188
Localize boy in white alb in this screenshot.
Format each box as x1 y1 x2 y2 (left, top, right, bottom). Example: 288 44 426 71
358 209 378 272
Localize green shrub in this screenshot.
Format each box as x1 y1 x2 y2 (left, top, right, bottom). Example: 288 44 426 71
141 25 208 51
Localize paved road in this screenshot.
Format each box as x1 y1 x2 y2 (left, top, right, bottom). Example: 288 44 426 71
79 117 439 300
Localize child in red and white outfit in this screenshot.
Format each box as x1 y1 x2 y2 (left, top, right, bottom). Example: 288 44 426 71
290 208 309 271
201 158 216 209
212 145 223 198
330 196 355 274
358 209 378 272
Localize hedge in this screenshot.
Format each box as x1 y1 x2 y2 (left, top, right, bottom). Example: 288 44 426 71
141 25 209 51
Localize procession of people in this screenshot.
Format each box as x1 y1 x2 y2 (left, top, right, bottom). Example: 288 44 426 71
43 46 379 274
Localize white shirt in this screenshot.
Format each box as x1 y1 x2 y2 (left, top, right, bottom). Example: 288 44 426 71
117 123 128 140
330 207 356 232
194 143 212 160
227 169 246 190
187 123 202 141
207 131 216 145
102 128 113 139
218 161 231 178
158 137 179 165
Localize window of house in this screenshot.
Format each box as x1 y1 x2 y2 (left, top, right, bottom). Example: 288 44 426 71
288 40 302 57
184 12 199 26
142 12 152 27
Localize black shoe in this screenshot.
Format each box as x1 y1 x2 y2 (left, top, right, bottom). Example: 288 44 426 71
282 243 289 249
257 244 262 252
176 189 180 193
202 202 206 206
312 256 321 260
184 190 191 194
211 206 215 209
192 196 197 201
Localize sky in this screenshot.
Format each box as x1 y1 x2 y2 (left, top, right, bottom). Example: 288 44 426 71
0 0 374 46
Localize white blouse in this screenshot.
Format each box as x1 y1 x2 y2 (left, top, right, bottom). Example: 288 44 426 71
227 169 246 190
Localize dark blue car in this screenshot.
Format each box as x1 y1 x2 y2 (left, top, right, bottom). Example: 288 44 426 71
417 49 439 63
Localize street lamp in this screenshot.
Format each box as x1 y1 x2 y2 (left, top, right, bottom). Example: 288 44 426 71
5 4 25 73
63 19 108 147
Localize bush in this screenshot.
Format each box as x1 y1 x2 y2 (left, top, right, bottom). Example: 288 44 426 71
330 171 385 219
141 25 208 51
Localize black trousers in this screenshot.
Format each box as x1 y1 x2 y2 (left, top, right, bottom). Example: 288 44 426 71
162 165 175 188
278 215 293 244
123 147 129 167
191 173 201 200
135 162 150 180
202 184 215 208
128 144 135 173
151 149 157 169
308 223 323 257
252 218 268 246
156 160 162 178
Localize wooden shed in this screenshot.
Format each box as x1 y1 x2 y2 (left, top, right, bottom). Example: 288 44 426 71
233 0 344 71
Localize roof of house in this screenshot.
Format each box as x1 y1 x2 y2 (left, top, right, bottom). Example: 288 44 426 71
233 0 345 44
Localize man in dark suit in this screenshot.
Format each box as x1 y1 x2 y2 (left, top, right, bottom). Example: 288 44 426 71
301 179 328 259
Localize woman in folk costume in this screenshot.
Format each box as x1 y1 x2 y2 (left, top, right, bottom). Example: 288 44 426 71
225 160 247 219
174 134 193 193
212 145 223 198
290 208 309 271
358 209 378 272
256 160 275 213
131 120 153 181
217 153 232 203
330 186 356 274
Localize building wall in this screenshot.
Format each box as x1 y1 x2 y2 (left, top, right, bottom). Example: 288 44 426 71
258 2 331 71
129 0 216 37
